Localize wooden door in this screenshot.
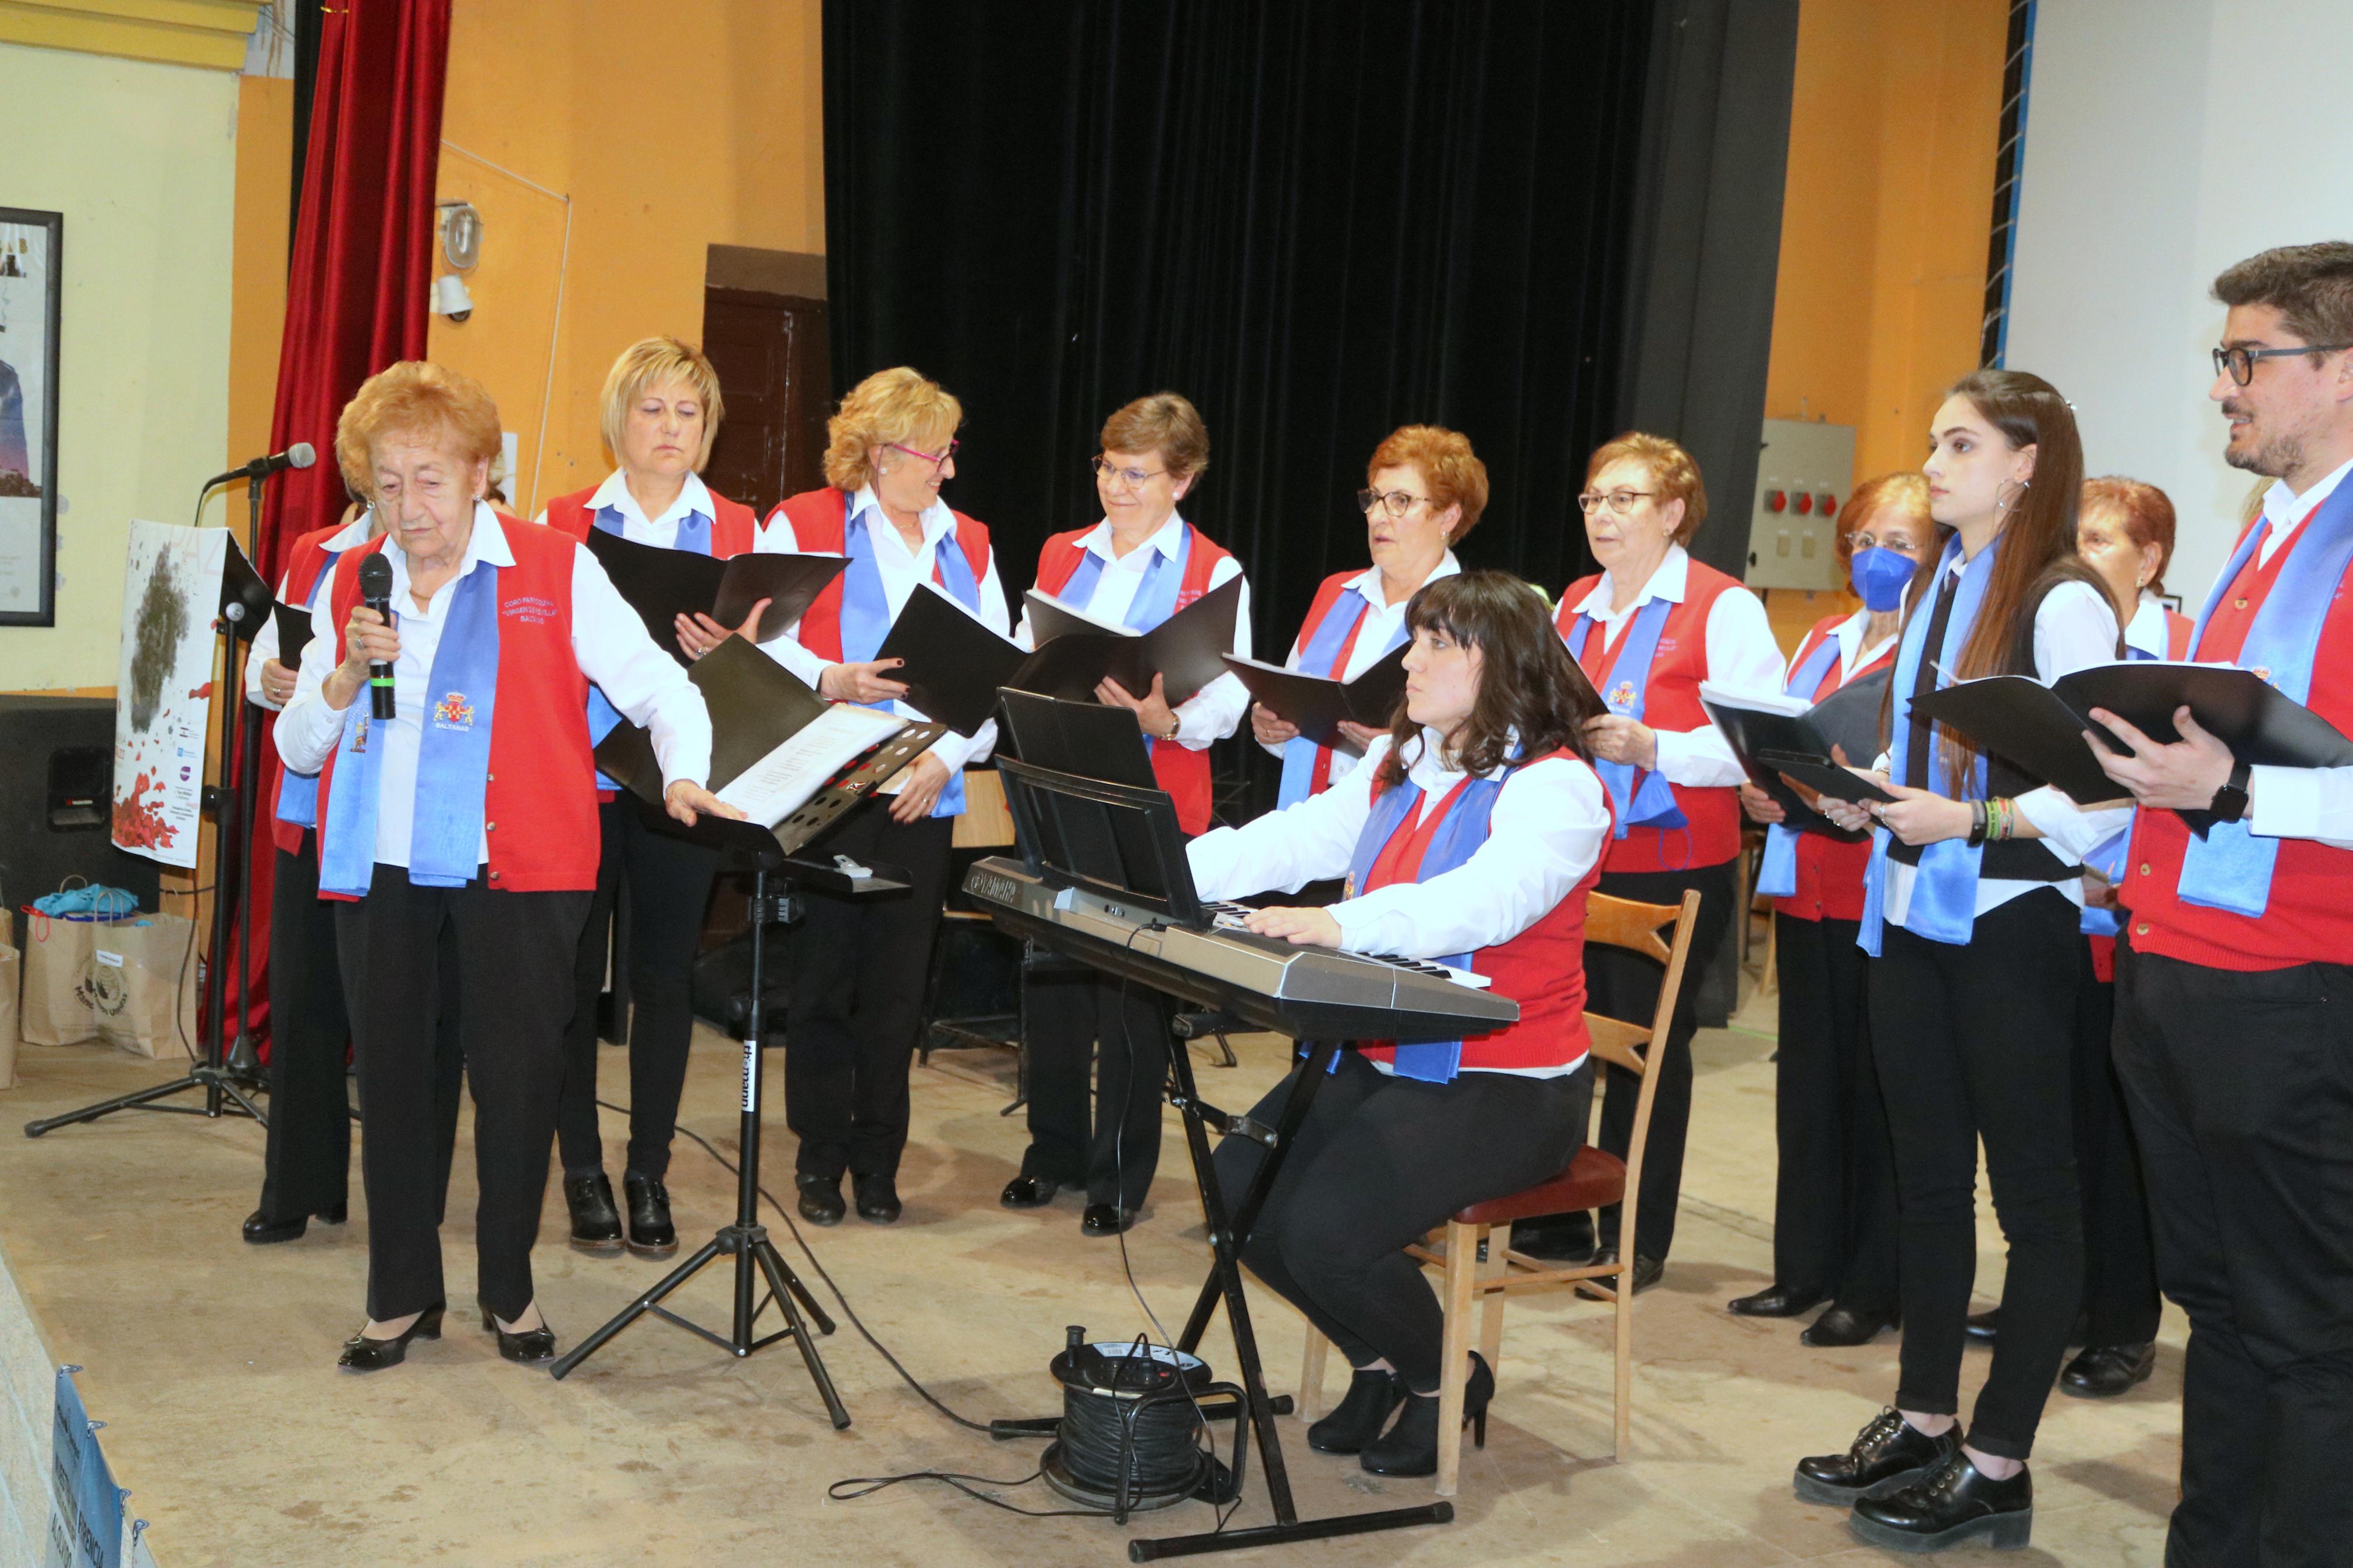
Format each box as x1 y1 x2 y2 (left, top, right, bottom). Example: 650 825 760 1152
699 287 830 514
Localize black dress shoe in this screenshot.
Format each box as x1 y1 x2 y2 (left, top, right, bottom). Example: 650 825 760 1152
1307 1369 1404 1454
999 1174 1062 1209
1803 1304 1898 1347
2060 1342 2155 1398
1081 1203 1138 1236
1360 1353 1493 1477
622 1169 677 1257
1576 1249 1663 1300
477 1300 557 1365
852 1173 902 1224
564 1172 624 1255
244 1202 347 1245
1728 1284 1824 1318
1793 1407 1961 1505
1964 1307 2000 1343
336 1302 445 1373
1507 1211 1596 1263
1850 1450 2033 1551
797 1173 846 1226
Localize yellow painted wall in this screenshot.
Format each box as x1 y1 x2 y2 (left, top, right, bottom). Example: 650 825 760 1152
229 74 293 539
0 42 238 689
428 0 825 515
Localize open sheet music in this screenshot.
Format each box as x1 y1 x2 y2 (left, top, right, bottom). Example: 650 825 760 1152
714 704 909 827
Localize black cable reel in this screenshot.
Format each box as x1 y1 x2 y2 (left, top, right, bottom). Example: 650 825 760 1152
1041 1326 1246 1522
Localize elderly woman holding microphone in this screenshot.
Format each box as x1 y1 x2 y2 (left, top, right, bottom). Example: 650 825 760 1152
537 337 764 1261
1252 425 1476 806
276 361 729 1372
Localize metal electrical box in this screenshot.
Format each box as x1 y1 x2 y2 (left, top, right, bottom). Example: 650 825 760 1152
1745 419 1856 591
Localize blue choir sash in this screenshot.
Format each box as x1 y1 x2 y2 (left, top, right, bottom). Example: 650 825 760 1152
1755 631 1844 900
1857 533 2000 955
1341 763 1507 1084
274 556 347 833
319 564 502 897
1057 523 1191 773
1276 581 1408 807
1564 598 1687 838
2079 826 2130 938
2175 483 2353 916
835 505 986 817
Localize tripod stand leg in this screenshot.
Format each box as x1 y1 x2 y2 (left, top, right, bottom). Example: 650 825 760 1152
23 1073 205 1137
548 1236 725 1379
207 1072 270 1126
753 1238 850 1429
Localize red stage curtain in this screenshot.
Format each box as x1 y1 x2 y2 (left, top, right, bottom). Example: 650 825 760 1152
223 0 451 1051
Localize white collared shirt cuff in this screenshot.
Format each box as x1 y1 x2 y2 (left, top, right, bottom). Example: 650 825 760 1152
1651 727 1747 788
1172 670 1248 747
2014 785 2131 861
2249 763 2353 848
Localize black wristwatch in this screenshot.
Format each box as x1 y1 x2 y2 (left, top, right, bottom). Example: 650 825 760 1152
2209 758 2252 823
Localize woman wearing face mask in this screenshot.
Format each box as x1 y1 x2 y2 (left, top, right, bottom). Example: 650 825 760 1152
1190 570 1611 1477
1798 371 2128 1552
1508 434 1783 1289
1252 426 1479 805
1728 474 1937 1348
537 337 766 1261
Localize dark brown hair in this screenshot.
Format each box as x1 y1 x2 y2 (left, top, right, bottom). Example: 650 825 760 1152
2213 241 2353 352
1898 369 2104 792
1375 571 1603 788
2081 475 2177 599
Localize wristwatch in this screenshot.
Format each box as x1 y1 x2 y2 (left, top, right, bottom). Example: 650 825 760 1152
1162 712 1183 742
2208 758 2252 823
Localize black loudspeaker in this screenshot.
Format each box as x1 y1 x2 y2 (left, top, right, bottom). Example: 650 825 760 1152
0 696 167 947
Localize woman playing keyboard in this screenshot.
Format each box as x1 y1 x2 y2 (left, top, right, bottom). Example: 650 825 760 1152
1186 570 1612 1478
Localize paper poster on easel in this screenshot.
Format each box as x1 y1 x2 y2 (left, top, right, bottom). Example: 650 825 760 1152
111 521 228 867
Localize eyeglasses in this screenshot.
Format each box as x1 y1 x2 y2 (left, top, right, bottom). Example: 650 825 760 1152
2213 343 2353 386
1357 488 1432 519
1577 489 1657 517
885 438 959 471
1091 456 1167 489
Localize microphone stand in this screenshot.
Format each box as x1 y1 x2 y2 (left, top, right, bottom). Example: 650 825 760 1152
26 469 277 1138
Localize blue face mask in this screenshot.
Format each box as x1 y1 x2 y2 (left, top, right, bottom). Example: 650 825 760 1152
1849 546 1917 612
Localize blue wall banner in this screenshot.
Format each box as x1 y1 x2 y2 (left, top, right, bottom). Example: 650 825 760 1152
47 1366 127 1568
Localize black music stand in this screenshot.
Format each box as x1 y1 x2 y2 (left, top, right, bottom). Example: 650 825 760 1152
27 531 275 1139
984 759 1452 1559
549 689 945 1432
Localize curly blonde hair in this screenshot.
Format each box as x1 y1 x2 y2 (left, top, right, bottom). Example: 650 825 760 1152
599 336 725 470
824 367 963 492
335 361 502 500
1585 431 1707 545
1368 425 1489 542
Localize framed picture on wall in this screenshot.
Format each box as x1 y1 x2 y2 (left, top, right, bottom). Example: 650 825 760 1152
0 207 61 627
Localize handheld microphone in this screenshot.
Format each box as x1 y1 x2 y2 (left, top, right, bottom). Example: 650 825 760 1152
356 554 398 721
204 443 316 489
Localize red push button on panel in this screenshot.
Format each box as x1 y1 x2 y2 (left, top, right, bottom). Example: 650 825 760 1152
1765 489 1786 513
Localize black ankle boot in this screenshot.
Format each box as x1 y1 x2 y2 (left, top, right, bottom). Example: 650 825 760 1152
1307 1369 1404 1454
1359 1353 1492 1477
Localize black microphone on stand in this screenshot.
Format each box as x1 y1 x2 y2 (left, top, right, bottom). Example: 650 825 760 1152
201 441 317 490
357 553 398 720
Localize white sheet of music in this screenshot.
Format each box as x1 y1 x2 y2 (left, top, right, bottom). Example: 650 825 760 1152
715 705 906 826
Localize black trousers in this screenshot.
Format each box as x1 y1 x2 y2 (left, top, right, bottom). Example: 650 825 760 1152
1212 1053 1592 1391
555 797 719 1182
257 833 465 1226
783 802 954 1182
1020 969 1176 1210
337 865 587 1323
1869 888 2083 1461
2072 943 2160 1348
1586 859 1736 1261
2113 938 2353 1568
1770 912 1898 1313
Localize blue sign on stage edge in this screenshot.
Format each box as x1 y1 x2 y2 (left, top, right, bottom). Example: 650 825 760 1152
46 1366 148 1568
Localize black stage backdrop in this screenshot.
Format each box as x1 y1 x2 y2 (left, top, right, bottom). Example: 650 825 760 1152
824 0 1795 816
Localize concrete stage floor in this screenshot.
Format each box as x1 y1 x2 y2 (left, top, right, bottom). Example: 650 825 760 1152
0 990 2182 1566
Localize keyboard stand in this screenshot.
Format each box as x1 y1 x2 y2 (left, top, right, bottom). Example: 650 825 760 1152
991 1032 1453 1559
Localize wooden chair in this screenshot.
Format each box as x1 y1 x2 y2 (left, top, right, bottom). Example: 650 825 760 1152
1296 887 1702 1495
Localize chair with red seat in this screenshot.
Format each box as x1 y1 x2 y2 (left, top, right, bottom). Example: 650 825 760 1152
1295 888 1702 1494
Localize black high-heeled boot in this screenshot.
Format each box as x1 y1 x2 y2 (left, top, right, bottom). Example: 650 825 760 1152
1307 1368 1404 1454
1360 1353 1493 1477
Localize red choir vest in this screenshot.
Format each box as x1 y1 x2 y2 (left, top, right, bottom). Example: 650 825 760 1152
2162 608 2194 660
542 482 758 558
265 524 357 856
767 487 994 662
1556 559 1748 872
311 520 601 895
2120 522 2353 969
1035 523 1233 836
1773 614 1897 924
1354 750 1607 1073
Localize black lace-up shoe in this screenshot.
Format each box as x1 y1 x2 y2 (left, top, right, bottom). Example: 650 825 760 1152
1849 1449 2032 1552
1794 1408 1961 1505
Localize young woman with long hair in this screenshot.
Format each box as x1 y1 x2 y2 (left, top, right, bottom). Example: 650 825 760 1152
1187 571 1611 1478
1800 371 2129 1551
